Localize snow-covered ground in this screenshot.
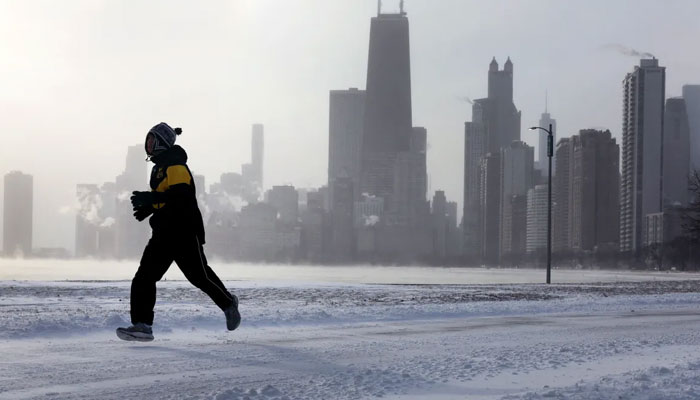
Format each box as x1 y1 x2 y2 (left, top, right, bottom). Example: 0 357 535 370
1 266 700 399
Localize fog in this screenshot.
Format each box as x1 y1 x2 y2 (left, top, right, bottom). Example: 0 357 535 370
1 0 699 252
2 258 699 284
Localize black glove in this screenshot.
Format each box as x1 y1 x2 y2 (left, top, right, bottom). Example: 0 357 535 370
131 191 155 209
133 206 153 222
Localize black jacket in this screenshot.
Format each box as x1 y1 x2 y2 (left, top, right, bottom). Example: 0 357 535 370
148 145 206 243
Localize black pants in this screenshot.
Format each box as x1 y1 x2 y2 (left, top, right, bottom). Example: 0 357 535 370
130 232 234 325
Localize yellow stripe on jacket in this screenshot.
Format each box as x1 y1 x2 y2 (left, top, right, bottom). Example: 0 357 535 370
152 165 192 209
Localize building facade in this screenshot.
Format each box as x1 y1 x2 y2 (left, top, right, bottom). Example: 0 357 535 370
663 98 691 206
3 171 33 256
620 58 665 253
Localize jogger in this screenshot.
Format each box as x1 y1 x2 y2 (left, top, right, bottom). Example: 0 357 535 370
117 122 240 342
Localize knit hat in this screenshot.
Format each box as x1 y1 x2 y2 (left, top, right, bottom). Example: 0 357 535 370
146 122 182 155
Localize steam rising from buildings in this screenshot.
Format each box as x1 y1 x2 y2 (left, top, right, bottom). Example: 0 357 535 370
457 96 474 105
602 43 655 59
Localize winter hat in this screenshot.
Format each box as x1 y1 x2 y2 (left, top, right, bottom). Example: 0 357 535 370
147 122 182 154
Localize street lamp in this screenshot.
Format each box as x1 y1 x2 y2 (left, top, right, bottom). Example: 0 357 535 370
529 123 553 284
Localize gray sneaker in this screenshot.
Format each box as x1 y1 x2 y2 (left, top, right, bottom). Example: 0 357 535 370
224 295 241 331
116 322 154 342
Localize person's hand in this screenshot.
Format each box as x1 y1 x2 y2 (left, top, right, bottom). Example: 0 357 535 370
133 206 153 222
131 191 154 208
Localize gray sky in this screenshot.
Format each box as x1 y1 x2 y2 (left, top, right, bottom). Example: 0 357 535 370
1 0 699 252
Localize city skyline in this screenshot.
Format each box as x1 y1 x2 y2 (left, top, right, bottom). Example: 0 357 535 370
1 1 700 252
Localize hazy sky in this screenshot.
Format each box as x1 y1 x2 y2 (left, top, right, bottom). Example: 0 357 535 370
1 0 699 252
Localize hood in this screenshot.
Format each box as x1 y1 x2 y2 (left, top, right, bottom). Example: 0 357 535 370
151 145 188 166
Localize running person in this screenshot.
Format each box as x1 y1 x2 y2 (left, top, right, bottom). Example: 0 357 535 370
117 122 240 342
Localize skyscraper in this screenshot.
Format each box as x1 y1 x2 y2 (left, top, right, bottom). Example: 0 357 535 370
480 153 501 264
620 58 665 253
553 131 620 253
3 171 33 256
526 184 548 254
553 138 572 252
330 177 355 260
431 190 448 258
663 98 691 206
329 88 365 202
682 85 700 172
485 57 522 153
569 130 620 251
360 6 412 207
463 101 487 258
500 141 534 259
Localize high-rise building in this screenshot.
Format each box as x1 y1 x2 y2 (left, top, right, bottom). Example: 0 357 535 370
569 130 620 251
683 85 700 171
463 101 487 258
500 141 534 259
485 57 522 153
329 88 365 202
301 190 327 262
620 58 665 253
553 138 572 252
3 171 33 256
480 153 501 264
330 177 355 260
431 190 448 258
526 184 548 254
663 98 691 206
360 7 412 208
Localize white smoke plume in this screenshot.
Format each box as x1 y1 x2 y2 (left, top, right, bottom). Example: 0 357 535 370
100 217 116 228
456 96 474 104
601 43 655 59
76 186 104 226
364 215 380 226
117 191 131 201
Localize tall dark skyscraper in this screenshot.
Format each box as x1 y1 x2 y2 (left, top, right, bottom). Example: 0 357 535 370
553 131 620 253
663 98 690 206
329 88 365 202
463 58 522 263
569 130 620 251
682 85 700 172
485 57 522 153
3 171 33 256
360 6 412 205
620 58 665 253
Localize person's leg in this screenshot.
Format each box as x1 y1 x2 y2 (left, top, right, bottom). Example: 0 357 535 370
173 234 235 311
130 235 174 325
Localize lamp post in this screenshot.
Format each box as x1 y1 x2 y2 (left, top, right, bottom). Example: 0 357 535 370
529 123 553 284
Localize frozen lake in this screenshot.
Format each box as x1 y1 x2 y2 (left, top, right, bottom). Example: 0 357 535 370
1 258 699 284
1 279 700 399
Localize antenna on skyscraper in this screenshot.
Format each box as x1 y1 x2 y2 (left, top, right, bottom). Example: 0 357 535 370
400 0 406 15
377 0 381 15
545 90 548 113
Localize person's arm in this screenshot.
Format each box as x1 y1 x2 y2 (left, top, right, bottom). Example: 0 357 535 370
131 165 193 220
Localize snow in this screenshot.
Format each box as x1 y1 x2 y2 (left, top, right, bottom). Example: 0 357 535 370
1 265 700 399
